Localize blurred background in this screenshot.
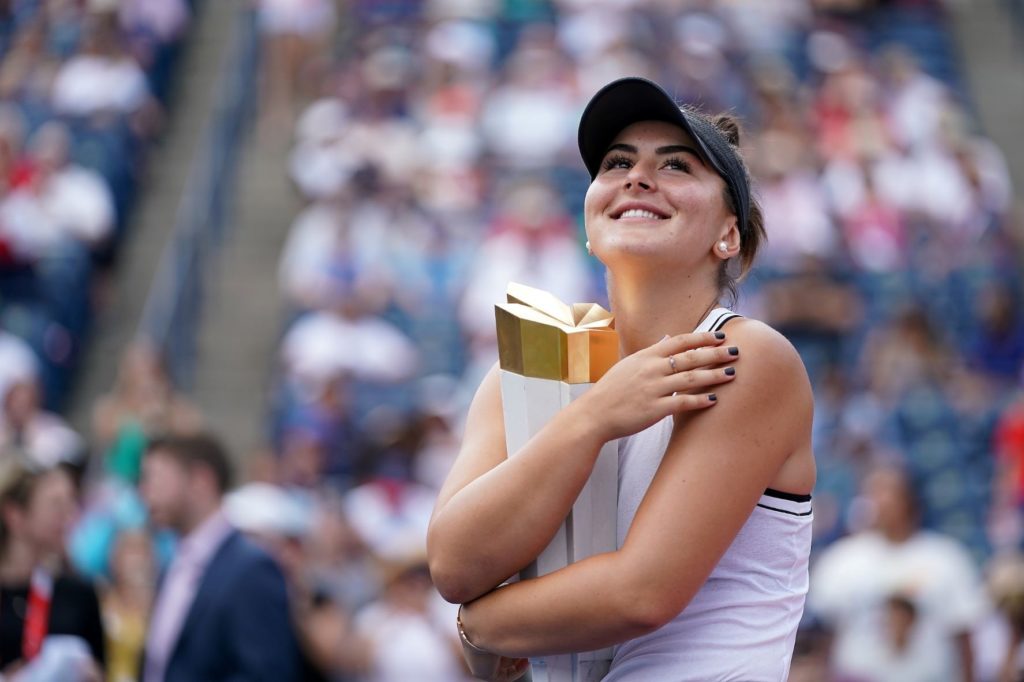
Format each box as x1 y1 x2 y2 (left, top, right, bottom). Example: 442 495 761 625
0 0 1022 680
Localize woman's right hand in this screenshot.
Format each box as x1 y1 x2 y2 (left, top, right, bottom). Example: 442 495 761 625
576 331 739 442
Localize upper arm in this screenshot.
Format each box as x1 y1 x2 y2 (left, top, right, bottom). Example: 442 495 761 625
431 363 508 516
617 320 813 621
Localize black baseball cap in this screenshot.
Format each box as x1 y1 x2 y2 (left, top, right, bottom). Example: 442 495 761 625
577 77 751 237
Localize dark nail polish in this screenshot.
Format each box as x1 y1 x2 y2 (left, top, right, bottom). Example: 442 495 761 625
714 331 726 340
708 394 717 402
728 346 739 356
725 367 735 376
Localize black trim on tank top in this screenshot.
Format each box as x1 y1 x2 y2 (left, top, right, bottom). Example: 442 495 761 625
712 313 741 331
756 503 813 517
763 488 812 503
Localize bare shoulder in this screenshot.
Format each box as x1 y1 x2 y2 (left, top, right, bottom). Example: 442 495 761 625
719 316 812 406
669 315 813 467
725 317 807 371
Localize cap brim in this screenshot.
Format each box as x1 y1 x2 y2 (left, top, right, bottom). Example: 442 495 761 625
578 77 718 179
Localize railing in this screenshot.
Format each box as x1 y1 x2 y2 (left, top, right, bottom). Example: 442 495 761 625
137 4 259 391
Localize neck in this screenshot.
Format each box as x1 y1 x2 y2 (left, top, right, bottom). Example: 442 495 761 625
879 523 915 544
0 538 38 583
608 267 721 356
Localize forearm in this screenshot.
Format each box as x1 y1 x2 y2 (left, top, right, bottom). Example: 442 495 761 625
428 399 607 603
460 551 655 658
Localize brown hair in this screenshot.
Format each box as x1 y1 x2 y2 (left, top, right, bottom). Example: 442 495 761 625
146 433 234 494
698 111 766 304
0 464 53 557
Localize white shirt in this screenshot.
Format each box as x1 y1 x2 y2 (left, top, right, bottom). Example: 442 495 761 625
809 530 988 682
52 55 149 116
280 311 419 385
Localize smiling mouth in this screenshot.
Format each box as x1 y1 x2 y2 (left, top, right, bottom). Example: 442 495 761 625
615 208 669 220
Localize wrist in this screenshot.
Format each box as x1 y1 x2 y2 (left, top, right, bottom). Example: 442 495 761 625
458 603 503 679
562 391 614 448
458 603 489 652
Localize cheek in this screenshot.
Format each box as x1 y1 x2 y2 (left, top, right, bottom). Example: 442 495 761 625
583 180 609 230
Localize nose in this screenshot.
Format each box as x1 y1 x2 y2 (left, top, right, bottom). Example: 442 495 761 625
624 162 655 191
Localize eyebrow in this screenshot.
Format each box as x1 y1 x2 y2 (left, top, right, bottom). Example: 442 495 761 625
605 143 706 166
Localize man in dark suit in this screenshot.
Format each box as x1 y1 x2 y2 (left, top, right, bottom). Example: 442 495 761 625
139 433 301 682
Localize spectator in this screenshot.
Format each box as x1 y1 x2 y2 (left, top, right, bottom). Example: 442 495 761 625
966 282 1024 383
987 552 1024 682
92 342 202 484
0 378 85 469
479 36 576 169
100 529 155 682
256 0 337 133
51 13 156 131
0 19 57 105
139 434 301 682
118 0 190 73
0 330 39 405
0 462 105 680
809 464 988 682
279 294 419 391
16 121 116 251
0 104 26 197
354 554 469 682
992 397 1024 550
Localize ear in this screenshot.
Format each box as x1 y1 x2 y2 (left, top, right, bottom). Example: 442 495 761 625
713 221 741 261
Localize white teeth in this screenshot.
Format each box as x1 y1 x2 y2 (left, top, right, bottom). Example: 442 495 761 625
618 209 664 220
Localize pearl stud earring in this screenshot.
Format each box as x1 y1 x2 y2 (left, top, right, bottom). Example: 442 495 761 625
718 242 729 253
586 241 593 255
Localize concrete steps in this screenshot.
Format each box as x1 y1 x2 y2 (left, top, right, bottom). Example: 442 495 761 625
189 132 299 456
66 0 240 439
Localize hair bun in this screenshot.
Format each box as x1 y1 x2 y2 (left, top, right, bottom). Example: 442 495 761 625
712 114 741 146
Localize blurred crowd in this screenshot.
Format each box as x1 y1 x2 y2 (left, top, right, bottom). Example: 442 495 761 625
0 0 187 416
0 0 1022 680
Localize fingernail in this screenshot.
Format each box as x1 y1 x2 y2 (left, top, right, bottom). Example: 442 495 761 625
708 393 717 402
661 334 670 340
714 331 725 340
724 367 735 376
728 346 739 356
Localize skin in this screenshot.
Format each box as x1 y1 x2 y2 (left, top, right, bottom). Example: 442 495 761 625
427 120 816 660
139 450 221 536
0 468 77 582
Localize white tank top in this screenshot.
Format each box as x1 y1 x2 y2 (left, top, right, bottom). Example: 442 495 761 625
605 308 812 682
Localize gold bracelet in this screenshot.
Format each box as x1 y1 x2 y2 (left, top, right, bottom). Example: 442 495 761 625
457 603 491 654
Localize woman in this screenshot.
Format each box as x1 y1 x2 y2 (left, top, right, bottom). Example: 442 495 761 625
427 77 816 681
92 341 202 484
0 463 105 680
101 529 155 682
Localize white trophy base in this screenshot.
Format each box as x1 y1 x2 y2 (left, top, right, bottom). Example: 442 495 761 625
500 371 617 682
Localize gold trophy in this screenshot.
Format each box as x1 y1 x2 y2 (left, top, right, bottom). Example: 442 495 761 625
494 282 618 682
